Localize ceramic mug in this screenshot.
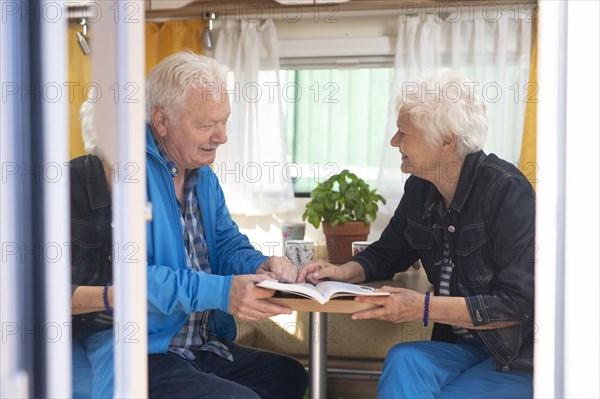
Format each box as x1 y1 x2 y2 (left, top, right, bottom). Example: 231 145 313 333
352 241 372 256
284 240 315 271
281 222 306 244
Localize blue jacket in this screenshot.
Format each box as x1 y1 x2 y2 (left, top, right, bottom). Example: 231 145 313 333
145 125 268 352
353 151 535 372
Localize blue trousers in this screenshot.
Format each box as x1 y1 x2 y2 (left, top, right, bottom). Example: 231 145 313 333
72 339 93 398
72 329 115 399
378 341 532 399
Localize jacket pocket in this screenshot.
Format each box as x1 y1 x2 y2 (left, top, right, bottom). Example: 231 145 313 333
455 224 486 256
71 220 105 280
404 219 436 266
404 220 434 249
455 224 493 286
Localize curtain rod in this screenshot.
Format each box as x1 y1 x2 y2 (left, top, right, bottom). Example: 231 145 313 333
69 2 536 23
150 1 535 17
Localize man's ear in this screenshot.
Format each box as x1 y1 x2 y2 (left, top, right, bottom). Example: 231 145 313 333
152 107 169 137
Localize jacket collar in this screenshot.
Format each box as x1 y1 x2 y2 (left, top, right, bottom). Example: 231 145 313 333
422 150 486 219
451 150 486 212
146 124 161 158
84 155 111 210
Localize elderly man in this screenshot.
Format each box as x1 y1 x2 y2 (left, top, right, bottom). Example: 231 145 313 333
71 51 307 398
298 68 535 398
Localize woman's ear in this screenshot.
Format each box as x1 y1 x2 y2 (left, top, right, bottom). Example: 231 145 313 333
151 107 168 137
441 133 457 156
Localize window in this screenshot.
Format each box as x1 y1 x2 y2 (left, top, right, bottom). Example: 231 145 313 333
281 67 394 195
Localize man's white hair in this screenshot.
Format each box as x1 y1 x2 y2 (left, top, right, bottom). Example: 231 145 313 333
146 50 229 126
80 52 229 155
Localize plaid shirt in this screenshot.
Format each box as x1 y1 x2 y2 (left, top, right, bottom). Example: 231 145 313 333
156 141 232 362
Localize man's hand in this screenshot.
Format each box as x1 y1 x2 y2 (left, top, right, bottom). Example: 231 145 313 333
256 256 297 283
229 274 292 321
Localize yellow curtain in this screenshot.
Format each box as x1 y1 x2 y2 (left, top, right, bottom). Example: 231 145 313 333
67 20 205 158
518 32 538 191
67 23 91 159
145 20 205 74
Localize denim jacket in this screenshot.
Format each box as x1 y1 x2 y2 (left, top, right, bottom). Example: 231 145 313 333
353 151 535 371
70 155 113 337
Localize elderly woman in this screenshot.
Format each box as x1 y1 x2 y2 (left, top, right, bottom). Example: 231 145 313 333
298 68 535 398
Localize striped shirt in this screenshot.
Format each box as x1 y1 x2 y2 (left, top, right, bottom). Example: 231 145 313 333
437 207 475 342
157 142 233 362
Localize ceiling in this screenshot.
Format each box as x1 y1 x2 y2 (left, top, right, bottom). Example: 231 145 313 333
146 0 536 19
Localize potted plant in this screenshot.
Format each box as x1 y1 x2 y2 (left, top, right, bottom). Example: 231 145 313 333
302 169 386 264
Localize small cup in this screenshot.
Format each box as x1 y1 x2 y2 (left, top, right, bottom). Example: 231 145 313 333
352 241 372 256
284 240 315 271
281 222 306 244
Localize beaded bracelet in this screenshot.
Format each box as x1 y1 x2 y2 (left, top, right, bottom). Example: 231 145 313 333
423 291 430 327
103 283 113 316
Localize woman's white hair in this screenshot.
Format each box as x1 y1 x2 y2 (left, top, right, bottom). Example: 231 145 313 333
397 68 488 158
146 50 229 126
79 87 97 156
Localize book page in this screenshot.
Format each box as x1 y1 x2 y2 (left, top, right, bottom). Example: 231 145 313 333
256 280 327 304
315 281 391 302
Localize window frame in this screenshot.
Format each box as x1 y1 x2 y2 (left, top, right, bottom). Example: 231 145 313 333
279 36 397 196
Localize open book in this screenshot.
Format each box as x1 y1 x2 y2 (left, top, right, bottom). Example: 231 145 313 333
257 280 390 305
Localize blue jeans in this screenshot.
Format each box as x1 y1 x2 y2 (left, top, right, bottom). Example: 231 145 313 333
378 341 532 399
148 340 307 399
72 339 93 399
75 329 115 399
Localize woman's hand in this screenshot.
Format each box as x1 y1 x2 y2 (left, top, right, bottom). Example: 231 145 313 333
351 286 424 323
296 260 342 284
296 260 366 284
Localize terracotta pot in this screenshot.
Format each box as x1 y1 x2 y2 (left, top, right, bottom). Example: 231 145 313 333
322 221 370 264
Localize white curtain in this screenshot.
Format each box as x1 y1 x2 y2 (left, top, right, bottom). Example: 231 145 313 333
213 20 296 216
377 6 534 213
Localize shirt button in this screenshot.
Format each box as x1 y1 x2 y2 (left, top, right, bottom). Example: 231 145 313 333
448 225 456 233
108 255 112 262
